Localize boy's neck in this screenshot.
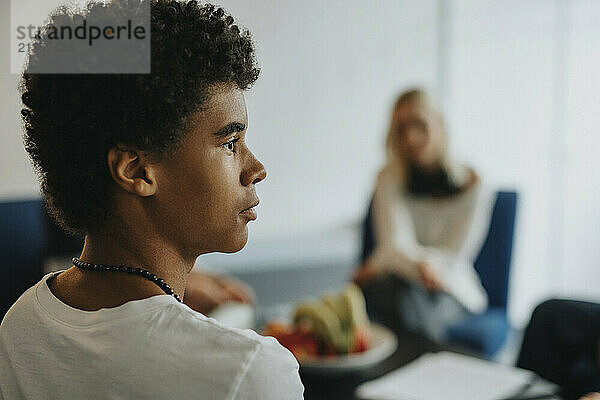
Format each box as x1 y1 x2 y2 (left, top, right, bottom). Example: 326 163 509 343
47 228 191 311
81 228 191 298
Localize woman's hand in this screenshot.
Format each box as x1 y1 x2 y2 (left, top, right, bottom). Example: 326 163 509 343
352 261 382 287
417 262 443 292
184 271 255 315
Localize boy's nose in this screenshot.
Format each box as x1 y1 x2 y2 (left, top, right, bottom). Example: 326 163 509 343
241 151 267 186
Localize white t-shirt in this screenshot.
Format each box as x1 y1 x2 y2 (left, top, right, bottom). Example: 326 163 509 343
0 271 304 400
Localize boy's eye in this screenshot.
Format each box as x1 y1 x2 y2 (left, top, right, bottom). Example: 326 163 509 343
223 138 239 152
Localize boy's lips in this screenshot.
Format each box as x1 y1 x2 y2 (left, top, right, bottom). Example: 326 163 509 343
239 207 257 220
239 200 259 220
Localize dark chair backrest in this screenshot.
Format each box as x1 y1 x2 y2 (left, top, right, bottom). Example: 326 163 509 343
0 199 46 320
361 191 518 312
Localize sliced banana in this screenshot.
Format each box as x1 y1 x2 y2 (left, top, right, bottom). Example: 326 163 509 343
293 301 348 353
342 283 370 329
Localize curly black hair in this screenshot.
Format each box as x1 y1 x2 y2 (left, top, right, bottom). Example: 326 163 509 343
20 0 260 235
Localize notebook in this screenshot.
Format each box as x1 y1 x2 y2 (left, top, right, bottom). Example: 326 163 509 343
355 351 554 400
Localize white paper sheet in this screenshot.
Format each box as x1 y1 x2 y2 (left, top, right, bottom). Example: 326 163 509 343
355 351 535 400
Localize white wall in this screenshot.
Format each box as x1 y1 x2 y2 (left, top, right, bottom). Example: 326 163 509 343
0 0 40 201
1 0 599 327
562 0 600 301
441 0 600 325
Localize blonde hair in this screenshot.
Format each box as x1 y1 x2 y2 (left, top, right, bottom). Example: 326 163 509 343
383 88 469 188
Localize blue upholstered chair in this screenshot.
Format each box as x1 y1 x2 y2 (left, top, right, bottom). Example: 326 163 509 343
361 191 518 358
0 199 46 321
1 198 85 321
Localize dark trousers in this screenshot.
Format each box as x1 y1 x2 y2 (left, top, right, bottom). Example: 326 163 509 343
517 299 600 400
361 273 468 343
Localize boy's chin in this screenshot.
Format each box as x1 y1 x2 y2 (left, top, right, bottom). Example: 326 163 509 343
219 231 249 254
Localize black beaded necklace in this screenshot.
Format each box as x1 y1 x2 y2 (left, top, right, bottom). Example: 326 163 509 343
72 257 183 303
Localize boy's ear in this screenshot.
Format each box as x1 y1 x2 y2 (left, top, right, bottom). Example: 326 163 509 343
107 145 157 197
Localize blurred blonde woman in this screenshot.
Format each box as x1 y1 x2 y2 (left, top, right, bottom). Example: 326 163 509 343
354 88 495 342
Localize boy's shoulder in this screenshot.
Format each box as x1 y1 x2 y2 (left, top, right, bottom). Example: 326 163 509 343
144 300 298 368
156 303 304 398
168 302 277 350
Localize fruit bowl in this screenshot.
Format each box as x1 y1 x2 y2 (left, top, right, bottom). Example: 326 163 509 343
261 284 398 374
298 323 397 374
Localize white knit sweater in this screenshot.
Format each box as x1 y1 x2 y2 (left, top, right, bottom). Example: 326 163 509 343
367 165 495 313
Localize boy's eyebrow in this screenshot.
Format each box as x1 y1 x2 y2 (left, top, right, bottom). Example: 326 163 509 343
212 122 246 138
